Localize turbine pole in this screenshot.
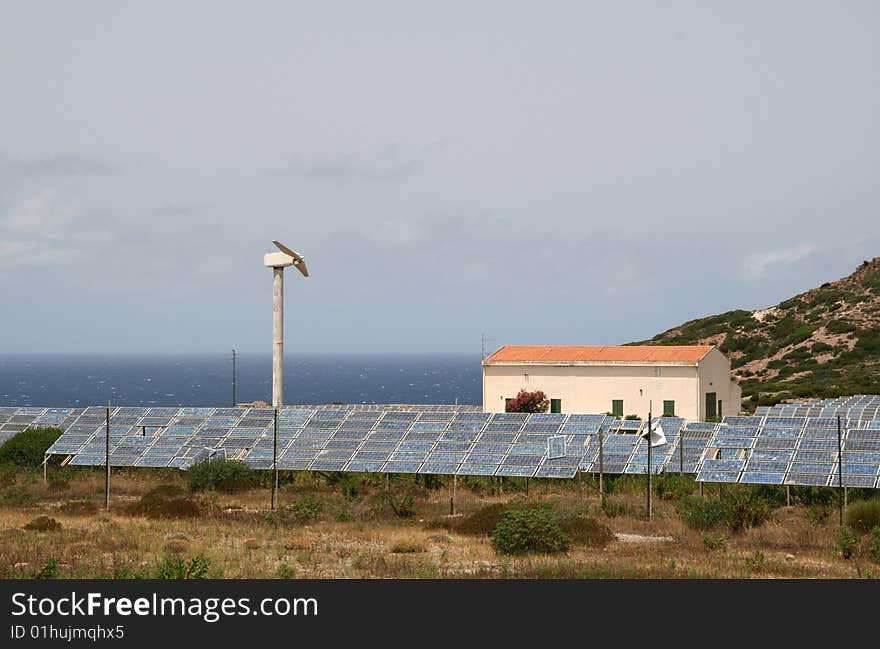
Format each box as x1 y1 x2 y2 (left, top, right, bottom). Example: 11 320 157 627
272 266 284 408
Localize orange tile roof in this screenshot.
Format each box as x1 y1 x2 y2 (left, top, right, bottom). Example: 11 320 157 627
484 345 714 364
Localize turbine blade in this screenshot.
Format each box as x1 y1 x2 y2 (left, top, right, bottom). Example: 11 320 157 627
272 240 298 258
294 259 309 277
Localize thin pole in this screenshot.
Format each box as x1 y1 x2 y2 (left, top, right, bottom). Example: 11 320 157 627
271 407 278 510
104 405 111 511
272 267 284 408
786 485 791 507
525 477 529 497
232 349 237 407
837 415 844 528
598 424 605 504
43 454 47 484
452 474 457 515
452 398 458 514
647 407 653 520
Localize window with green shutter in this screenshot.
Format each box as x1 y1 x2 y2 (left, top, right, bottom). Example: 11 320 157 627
550 399 561 414
663 400 675 417
612 400 623 417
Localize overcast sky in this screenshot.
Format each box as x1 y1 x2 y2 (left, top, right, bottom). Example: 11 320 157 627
1 2 878 354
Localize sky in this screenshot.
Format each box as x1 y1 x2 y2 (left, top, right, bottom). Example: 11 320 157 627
1 2 878 354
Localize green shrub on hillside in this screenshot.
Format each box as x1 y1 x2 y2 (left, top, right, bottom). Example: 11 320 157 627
846 499 880 534
0 427 62 468
186 459 257 493
491 508 570 555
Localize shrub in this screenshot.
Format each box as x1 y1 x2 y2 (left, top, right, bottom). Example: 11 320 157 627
846 499 880 534
678 491 773 532
654 473 696 501
278 564 297 579
58 500 99 516
454 503 508 536
34 557 61 579
746 550 765 572
600 499 636 518
558 516 614 547
702 535 725 551
724 490 773 533
838 529 859 560
125 485 200 519
186 459 257 493
383 492 417 518
677 497 728 530
24 516 62 532
491 508 570 555
0 485 39 507
867 527 880 564
267 495 322 525
391 541 426 553
154 554 211 579
0 427 62 468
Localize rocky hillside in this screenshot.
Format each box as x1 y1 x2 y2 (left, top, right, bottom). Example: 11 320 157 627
637 257 880 410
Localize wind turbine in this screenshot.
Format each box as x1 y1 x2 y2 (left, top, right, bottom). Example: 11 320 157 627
263 240 309 408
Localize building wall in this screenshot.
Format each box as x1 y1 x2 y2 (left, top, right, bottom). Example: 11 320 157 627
483 363 701 419
482 353 741 421
696 348 742 419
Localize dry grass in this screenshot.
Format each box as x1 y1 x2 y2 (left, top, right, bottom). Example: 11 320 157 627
0 468 875 579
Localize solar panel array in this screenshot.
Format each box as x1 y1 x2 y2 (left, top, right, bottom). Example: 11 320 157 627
697 415 880 488
6 404 879 487
756 395 880 422
27 405 598 478
0 405 704 479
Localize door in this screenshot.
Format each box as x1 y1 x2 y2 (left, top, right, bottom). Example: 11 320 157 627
705 392 717 421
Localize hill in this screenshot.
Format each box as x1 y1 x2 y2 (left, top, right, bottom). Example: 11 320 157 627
637 257 880 411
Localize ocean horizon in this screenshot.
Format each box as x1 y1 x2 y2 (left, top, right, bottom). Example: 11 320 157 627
0 352 483 408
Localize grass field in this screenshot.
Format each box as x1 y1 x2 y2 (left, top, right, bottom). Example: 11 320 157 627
1 466 878 579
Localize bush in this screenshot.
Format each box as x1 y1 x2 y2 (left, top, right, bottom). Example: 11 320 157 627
0 485 39 507
846 499 880 534
654 473 696 501
58 500 99 516
491 508 570 555
702 535 725 551
383 492 417 518
867 527 880 564
677 491 773 532
558 516 614 547
677 497 728 530
24 516 62 531
267 495 322 525
838 529 859 560
454 503 509 536
0 427 62 468
724 490 773 533
34 557 61 579
125 485 200 519
186 459 257 493
154 554 211 579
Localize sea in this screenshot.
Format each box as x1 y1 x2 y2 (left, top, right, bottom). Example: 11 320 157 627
0 353 482 408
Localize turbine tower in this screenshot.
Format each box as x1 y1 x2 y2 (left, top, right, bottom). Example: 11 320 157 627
263 240 309 408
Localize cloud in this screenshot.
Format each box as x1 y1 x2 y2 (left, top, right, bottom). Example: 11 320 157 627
0 189 110 270
0 154 119 181
739 243 815 280
281 141 445 184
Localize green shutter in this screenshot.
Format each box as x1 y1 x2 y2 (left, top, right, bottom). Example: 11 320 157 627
550 399 562 414
612 400 623 417
705 392 717 421
663 400 675 417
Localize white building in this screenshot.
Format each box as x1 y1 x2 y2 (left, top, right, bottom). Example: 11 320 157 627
482 345 741 421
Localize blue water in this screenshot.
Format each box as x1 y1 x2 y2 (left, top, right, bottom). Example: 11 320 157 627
0 353 482 407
